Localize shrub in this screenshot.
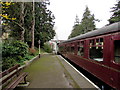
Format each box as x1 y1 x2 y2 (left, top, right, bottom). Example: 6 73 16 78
2 41 29 70
24 54 34 60
2 57 17 71
29 48 37 56
12 41 29 57
43 43 52 53
2 41 29 57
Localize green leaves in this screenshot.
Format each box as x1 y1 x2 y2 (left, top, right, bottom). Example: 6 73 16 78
108 1 120 24
43 43 52 53
34 2 55 47
2 57 17 71
2 41 29 71
2 41 29 57
81 6 96 33
2 1 55 47
68 6 98 39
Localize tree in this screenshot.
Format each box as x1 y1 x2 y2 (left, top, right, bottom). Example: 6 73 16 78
0 2 16 37
81 6 96 33
68 15 79 39
34 2 55 47
68 24 83 39
108 1 120 24
74 15 79 25
3 2 28 41
68 6 99 39
3 1 55 47
20 2 25 42
31 1 35 49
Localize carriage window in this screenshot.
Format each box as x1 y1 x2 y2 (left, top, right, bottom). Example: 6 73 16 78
89 38 103 61
71 47 74 54
114 40 120 63
90 39 94 46
59 46 64 52
66 46 70 53
77 41 84 56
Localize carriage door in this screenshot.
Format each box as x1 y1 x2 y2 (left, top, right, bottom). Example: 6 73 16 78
110 33 120 89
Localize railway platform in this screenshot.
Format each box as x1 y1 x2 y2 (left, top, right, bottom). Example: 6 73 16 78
17 54 99 89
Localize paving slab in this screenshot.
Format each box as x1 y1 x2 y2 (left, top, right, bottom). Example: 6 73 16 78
17 54 98 89
57 55 99 89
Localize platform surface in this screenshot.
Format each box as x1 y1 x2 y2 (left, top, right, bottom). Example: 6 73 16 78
21 54 98 89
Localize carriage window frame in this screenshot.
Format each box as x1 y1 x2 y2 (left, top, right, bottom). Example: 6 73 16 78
77 41 84 56
114 40 120 64
89 38 104 62
59 46 64 53
71 46 75 54
66 45 70 53
70 43 75 54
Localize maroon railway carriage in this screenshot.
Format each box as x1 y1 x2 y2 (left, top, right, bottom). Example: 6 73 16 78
58 22 120 89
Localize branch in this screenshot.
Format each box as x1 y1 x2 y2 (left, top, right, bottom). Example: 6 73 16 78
12 20 25 31
24 10 27 18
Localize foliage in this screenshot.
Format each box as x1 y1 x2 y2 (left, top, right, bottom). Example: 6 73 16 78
81 6 96 33
43 43 52 53
2 57 17 71
108 1 120 24
1 2 16 37
68 6 99 39
12 41 29 56
29 48 37 56
23 54 35 60
0 2 16 21
68 24 83 39
34 2 55 47
2 1 55 47
2 41 29 70
2 41 29 57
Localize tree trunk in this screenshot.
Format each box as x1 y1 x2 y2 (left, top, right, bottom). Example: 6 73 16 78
31 1 35 49
20 2 25 42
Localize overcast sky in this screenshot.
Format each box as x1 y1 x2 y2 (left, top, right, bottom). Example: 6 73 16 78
48 0 117 40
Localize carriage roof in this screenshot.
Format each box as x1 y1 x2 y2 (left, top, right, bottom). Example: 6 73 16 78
60 22 120 44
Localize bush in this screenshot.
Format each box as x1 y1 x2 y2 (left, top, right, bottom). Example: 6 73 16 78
2 41 29 70
43 43 52 53
29 48 37 56
2 57 17 71
2 41 29 57
12 41 29 57
24 54 34 60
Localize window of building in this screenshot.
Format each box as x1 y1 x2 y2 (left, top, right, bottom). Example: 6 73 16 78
77 41 84 56
114 40 120 63
89 38 103 61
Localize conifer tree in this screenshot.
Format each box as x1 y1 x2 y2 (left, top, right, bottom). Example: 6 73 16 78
81 6 96 33
68 6 99 39
108 1 120 24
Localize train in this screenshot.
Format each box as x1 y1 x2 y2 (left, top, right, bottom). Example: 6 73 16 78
58 22 120 89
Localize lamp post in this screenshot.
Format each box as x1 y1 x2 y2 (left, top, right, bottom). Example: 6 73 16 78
38 40 41 58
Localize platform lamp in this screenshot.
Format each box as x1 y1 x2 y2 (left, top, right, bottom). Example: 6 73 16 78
38 40 41 58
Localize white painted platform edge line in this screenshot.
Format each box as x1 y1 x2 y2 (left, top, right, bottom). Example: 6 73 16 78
58 55 100 89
